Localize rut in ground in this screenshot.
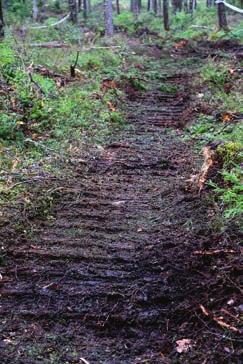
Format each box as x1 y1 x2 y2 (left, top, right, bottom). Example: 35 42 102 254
0 60 237 363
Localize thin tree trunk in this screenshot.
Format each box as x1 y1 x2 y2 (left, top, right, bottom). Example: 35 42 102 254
184 0 188 12
172 0 182 13
78 0 82 12
87 0 91 12
154 0 158 14
116 0 120 14
189 0 196 13
163 0 169 31
68 0 78 23
104 0 114 36
147 0 151 11
33 0 39 21
0 0 4 38
83 0 87 18
172 0 176 14
131 0 139 16
217 2 228 30
157 0 162 16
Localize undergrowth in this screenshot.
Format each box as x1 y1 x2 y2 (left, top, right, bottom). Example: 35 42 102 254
187 57 243 228
0 37 128 208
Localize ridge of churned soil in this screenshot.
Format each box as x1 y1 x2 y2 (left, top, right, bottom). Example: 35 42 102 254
0 43 242 363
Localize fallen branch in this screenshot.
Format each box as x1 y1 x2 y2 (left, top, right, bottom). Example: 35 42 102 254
30 13 70 29
191 25 213 30
194 249 237 255
30 41 70 48
28 72 45 95
80 359 90 364
199 304 240 333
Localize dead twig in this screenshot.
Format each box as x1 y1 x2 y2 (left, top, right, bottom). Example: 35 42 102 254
194 249 237 256
199 304 241 333
28 72 45 96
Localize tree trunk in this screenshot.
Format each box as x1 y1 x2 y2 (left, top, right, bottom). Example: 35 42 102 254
184 0 188 12
0 0 4 38
172 0 182 13
155 0 158 14
131 0 139 16
116 0 120 14
151 0 158 13
172 0 176 14
83 0 87 18
189 0 196 13
147 0 151 11
69 0 78 23
78 0 82 12
32 0 39 21
157 0 162 16
217 2 228 30
104 0 114 36
163 0 169 31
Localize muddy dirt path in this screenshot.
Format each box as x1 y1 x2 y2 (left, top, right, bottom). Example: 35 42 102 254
0 47 241 363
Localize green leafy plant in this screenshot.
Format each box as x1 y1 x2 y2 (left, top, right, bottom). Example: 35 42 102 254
201 61 230 87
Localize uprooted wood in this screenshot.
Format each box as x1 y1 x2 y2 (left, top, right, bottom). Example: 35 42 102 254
189 141 223 192
70 51 80 78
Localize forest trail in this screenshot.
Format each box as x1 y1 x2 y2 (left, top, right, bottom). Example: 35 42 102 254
0 44 241 363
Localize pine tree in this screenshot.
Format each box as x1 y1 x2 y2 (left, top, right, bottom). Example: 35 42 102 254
217 2 228 30
0 0 4 38
68 0 78 23
116 0 120 14
163 0 169 31
104 0 114 36
32 0 39 21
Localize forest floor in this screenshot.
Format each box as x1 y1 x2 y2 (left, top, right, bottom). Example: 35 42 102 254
0 38 242 363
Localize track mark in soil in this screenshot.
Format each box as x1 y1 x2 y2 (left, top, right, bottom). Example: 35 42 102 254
0 57 241 363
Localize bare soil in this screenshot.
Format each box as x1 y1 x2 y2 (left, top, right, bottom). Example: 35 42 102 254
0 42 242 364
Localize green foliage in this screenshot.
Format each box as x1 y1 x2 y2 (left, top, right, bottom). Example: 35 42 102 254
158 83 177 94
217 141 242 166
201 61 230 87
209 166 243 220
7 0 31 20
0 43 15 67
129 76 147 91
115 11 136 34
188 52 243 226
0 113 24 143
110 111 124 124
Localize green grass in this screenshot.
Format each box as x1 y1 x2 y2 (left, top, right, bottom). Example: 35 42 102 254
187 55 243 227
0 35 127 207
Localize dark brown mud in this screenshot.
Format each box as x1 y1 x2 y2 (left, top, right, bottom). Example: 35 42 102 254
0 47 242 364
